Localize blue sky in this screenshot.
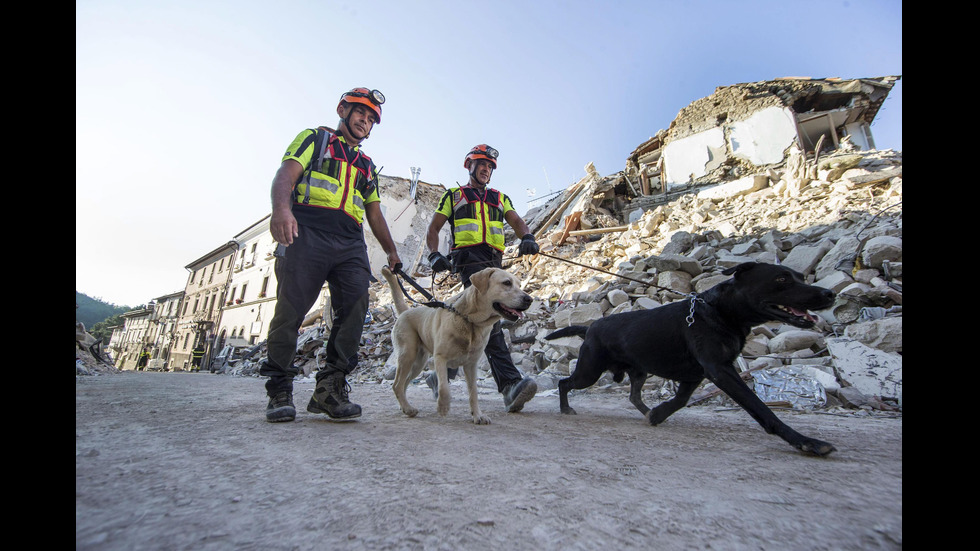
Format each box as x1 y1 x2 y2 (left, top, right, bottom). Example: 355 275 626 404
76 0 902 307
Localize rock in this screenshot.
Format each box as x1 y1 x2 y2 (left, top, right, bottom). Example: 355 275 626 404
606 289 629 307
833 386 871 408
509 322 540 344
815 271 854 294
781 238 834 276
827 337 902 400
645 254 703 276
814 236 862 281
633 297 661 310
843 317 902 354
657 271 693 295
768 330 825 354
861 236 903 268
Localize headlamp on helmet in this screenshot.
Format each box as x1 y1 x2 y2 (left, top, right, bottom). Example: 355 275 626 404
464 144 499 169
339 87 384 124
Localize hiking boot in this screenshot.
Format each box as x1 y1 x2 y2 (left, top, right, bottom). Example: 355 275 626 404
425 371 439 400
266 391 296 423
502 377 538 413
307 370 362 419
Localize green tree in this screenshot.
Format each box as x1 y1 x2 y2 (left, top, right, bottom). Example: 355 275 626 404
89 314 125 344
76 291 131 329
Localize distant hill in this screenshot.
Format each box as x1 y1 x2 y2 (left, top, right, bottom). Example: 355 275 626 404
76 291 133 329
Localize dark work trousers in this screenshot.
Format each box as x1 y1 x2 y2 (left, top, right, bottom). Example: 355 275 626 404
260 226 371 398
448 245 523 393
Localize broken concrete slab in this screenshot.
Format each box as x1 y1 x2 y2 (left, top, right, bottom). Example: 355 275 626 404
827 337 902 400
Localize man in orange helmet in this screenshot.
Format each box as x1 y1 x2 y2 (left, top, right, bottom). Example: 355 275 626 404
262 87 402 423
425 144 540 412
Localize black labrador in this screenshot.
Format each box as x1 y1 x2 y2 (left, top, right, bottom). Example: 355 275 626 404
545 262 837 456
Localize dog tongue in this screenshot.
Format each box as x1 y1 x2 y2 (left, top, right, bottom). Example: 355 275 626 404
788 306 820 323
502 306 524 319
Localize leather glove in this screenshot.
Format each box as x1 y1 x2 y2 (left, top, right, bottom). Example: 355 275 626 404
428 251 452 273
518 234 539 256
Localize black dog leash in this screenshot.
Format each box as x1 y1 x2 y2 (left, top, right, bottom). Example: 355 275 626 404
500 250 707 326
390 266 482 324
391 266 446 308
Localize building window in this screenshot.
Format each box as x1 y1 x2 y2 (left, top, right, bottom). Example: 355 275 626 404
218 258 224 272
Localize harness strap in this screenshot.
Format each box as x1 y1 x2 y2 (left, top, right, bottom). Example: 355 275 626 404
390 268 475 324
300 128 331 205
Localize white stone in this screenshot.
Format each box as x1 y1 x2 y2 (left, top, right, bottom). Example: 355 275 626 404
827 337 902 400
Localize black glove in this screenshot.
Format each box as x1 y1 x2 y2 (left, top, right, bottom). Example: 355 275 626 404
428 251 452 273
518 234 539 256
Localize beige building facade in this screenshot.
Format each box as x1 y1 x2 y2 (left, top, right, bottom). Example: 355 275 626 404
215 215 283 357
172 242 238 371
148 291 185 371
115 307 153 370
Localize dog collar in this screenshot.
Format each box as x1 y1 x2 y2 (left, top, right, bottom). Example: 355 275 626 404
685 293 706 327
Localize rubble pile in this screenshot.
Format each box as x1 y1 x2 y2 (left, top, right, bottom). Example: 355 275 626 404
76 321 119 376
226 147 903 415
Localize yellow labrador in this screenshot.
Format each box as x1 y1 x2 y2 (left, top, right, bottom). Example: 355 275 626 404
381 266 533 424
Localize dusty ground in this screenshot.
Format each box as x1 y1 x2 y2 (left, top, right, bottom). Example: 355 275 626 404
76 372 902 550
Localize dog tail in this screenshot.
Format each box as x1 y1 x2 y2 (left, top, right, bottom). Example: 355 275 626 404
544 326 589 340
380 266 408 315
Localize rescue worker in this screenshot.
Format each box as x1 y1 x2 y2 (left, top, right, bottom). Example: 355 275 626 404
191 344 205 372
425 144 540 412
262 87 402 423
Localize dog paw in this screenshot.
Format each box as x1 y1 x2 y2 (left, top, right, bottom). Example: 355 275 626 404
799 439 837 457
437 402 450 416
647 410 667 426
402 406 419 418
473 414 491 425
560 407 577 415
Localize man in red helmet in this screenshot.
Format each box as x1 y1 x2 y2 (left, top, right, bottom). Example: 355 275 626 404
425 144 540 412
262 87 402 423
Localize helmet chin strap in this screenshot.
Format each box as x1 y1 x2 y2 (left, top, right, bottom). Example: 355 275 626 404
469 165 492 186
340 106 370 141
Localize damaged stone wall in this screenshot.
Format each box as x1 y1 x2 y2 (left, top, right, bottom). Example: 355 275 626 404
370 175 449 277
658 76 900 190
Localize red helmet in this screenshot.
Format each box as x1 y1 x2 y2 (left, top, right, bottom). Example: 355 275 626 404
339 87 384 124
464 144 499 169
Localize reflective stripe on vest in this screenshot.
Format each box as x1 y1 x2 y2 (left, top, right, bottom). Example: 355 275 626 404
294 130 376 225
450 186 506 252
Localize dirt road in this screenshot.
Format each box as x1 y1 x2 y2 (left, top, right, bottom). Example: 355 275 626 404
76 372 902 550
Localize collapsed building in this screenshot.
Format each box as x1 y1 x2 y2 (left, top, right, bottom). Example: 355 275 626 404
522 75 900 241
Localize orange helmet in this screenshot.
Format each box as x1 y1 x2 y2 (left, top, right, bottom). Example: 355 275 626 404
464 144 499 169
338 87 384 124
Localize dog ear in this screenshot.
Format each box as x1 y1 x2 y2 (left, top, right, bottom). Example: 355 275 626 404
469 268 492 294
721 262 759 277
